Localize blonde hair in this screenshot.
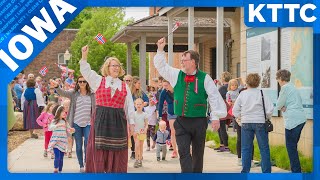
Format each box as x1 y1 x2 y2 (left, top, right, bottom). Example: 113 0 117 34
100 57 125 77
134 98 144 104
43 102 56 113
228 79 239 91
159 120 166 127
62 99 71 111
124 74 133 81
130 76 143 99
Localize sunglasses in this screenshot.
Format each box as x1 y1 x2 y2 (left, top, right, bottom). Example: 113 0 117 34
78 80 87 84
125 80 131 82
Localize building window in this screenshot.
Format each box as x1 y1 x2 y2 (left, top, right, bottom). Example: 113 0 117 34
237 62 240 78
58 53 66 65
57 52 72 65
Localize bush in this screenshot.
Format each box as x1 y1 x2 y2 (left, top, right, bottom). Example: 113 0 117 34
206 130 312 172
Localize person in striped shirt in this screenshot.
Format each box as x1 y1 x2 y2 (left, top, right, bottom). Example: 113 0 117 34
48 105 75 173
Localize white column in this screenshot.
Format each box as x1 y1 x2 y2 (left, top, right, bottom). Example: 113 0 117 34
139 34 147 91
168 15 174 66
216 7 224 79
126 42 132 75
188 7 194 50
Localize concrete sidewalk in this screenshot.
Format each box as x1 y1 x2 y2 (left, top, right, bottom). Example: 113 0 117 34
8 136 287 173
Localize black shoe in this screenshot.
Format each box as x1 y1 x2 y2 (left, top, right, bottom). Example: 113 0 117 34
130 152 135 160
157 157 160 161
162 157 165 161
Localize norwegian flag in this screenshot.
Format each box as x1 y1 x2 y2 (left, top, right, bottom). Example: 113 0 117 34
171 22 182 33
57 64 74 73
95 33 107 44
39 66 48 76
151 96 158 104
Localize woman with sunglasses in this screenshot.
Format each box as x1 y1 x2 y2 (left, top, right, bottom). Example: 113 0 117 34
50 75 95 173
124 74 133 86
80 45 135 173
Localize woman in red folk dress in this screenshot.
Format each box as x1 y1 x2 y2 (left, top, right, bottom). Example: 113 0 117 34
80 45 135 173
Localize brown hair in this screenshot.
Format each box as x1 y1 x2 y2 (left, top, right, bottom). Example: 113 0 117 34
130 76 143 99
26 79 36 88
221 71 232 83
52 105 65 124
162 79 169 84
276 69 291 82
182 50 200 68
75 75 91 94
148 93 154 99
100 57 125 77
158 76 164 82
246 73 261 88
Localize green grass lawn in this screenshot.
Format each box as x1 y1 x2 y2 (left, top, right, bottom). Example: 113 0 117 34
206 130 312 172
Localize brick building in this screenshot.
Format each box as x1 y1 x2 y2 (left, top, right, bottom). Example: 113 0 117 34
23 29 78 81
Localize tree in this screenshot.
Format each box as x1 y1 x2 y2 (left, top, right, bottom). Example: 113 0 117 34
66 8 93 29
68 8 147 79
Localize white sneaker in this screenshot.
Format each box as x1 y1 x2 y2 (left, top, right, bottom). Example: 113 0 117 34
251 161 257 168
80 167 85 173
237 158 242 166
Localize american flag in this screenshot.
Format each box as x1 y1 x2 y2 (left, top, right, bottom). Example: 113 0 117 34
171 22 182 33
39 66 48 76
95 33 107 44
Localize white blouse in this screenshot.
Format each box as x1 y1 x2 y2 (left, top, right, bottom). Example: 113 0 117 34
20 88 45 110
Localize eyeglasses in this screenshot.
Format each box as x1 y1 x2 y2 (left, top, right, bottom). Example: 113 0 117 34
78 80 87 84
109 64 120 68
180 59 192 63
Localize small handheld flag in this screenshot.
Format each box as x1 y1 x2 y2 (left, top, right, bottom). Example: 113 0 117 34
166 22 182 37
95 33 107 44
39 66 48 77
171 22 182 33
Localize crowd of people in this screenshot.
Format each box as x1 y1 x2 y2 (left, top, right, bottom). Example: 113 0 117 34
9 37 307 174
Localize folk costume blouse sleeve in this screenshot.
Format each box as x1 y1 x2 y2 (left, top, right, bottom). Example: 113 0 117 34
154 50 180 87
204 75 227 121
80 60 102 93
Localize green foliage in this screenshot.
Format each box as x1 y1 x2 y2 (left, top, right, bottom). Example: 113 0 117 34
66 8 93 29
68 8 144 78
206 130 312 172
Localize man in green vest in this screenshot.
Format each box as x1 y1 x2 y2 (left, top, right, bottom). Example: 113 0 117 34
154 37 227 173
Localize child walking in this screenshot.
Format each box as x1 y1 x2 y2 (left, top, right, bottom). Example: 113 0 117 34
62 99 73 158
153 120 170 161
144 94 158 151
36 102 56 158
48 105 75 173
226 78 244 133
133 98 148 168
226 78 244 106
